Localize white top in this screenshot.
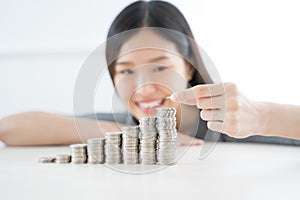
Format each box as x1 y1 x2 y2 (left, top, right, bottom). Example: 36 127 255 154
0 143 299 200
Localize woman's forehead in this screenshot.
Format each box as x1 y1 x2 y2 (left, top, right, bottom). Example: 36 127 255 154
115 49 184 67
119 30 178 56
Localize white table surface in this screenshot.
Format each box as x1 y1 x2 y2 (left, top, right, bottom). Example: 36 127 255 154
0 142 299 200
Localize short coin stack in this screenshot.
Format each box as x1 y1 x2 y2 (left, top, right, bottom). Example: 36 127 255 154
39 156 55 163
121 126 140 164
139 117 158 165
55 154 71 164
87 138 105 164
104 132 122 164
156 108 177 165
70 144 87 164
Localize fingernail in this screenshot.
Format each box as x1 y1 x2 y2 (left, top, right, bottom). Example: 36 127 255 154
169 93 178 102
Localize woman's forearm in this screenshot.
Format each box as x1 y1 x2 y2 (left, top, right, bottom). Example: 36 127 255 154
261 102 300 140
0 112 122 146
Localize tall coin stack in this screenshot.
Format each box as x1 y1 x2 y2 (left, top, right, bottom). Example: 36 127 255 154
70 144 87 164
87 138 105 164
156 108 177 165
139 117 158 165
121 126 140 164
104 132 122 164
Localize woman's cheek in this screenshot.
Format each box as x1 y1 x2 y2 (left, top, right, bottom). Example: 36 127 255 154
114 76 135 102
160 75 188 92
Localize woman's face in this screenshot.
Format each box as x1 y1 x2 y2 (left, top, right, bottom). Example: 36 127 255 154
112 30 194 120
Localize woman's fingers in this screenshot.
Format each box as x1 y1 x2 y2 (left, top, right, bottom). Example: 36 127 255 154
170 87 197 105
190 138 205 146
171 82 263 139
207 121 237 135
207 121 247 138
171 82 264 139
170 83 226 106
200 109 225 121
207 121 224 133
170 83 238 111
196 95 226 109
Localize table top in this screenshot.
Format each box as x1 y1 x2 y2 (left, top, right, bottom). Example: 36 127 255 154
0 142 299 200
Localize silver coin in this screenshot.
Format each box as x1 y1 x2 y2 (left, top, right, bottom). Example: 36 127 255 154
105 132 123 136
56 154 71 159
70 144 87 149
139 117 157 122
156 117 177 122
87 138 105 143
38 156 56 163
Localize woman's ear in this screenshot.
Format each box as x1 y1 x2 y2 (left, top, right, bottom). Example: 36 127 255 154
185 62 195 81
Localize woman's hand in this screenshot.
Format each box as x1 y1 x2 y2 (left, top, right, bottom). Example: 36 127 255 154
177 133 204 146
171 82 267 138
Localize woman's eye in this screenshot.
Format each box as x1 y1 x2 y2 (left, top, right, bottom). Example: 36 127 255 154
153 66 167 72
120 69 133 75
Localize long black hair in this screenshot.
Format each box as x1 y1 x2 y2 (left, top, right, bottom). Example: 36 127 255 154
106 0 213 86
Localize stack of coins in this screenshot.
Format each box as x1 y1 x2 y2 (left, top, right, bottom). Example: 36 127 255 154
55 154 71 164
39 108 178 166
87 138 105 164
139 117 158 165
104 132 122 164
156 108 177 165
121 126 140 164
70 144 87 164
39 156 56 163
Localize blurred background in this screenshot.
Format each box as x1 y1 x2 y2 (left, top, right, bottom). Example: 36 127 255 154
0 0 299 118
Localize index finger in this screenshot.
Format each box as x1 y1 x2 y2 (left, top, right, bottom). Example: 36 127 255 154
170 83 225 105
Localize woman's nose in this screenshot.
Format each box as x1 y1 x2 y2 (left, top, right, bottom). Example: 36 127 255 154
132 67 158 96
134 83 157 97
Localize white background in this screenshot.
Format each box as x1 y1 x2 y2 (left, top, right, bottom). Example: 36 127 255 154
0 0 299 118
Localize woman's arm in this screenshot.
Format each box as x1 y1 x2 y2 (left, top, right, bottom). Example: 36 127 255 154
261 103 300 140
0 112 204 146
0 112 122 146
171 82 300 140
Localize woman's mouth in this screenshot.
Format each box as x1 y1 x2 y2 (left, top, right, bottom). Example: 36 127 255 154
135 99 165 114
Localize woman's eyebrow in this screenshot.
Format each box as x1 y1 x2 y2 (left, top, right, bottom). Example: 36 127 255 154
148 56 169 63
116 56 169 66
115 61 132 66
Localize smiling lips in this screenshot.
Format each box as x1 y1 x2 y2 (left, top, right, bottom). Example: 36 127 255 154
135 99 165 114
